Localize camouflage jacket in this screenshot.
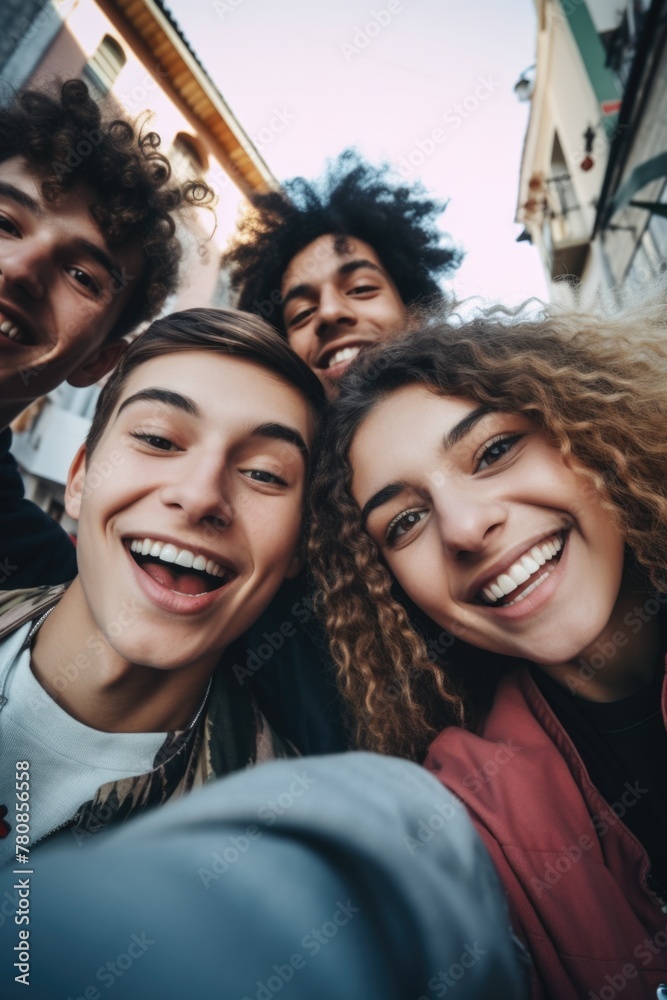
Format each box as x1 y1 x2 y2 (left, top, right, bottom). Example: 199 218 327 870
0 585 293 850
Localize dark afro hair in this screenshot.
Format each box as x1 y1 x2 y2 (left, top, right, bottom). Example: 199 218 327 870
223 148 462 333
0 78 214 338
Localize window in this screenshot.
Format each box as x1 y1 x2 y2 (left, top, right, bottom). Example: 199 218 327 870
83 35 126 95
170 133 208 180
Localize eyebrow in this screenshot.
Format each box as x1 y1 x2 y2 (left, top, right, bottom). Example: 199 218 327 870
251 422 310 462
114 394 309 460
281 258 387 311
74 238 118 277
0 182 118 275
116 388 200 419
0 181 42 216
360 405 496 524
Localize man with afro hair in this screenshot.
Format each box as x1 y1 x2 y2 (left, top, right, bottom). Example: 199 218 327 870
0 78 211 588
224 148 460 398
224 151 461 752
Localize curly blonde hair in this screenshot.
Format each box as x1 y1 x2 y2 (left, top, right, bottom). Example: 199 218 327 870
308 285 667 761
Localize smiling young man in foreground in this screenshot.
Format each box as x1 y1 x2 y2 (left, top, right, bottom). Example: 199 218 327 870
0 309 324 859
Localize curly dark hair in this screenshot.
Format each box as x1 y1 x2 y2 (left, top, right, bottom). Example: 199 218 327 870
309 287 667 761
0 78 213 338
223 148 461 332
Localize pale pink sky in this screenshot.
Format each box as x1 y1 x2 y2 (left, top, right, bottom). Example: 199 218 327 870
167 0 549 307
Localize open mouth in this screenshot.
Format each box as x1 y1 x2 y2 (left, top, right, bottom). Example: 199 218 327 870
323 345 362 369
476 530 567 608
127 538 236 597
0 309 30 344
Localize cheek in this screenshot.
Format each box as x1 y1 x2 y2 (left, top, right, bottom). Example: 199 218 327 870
248 503 303 567
389 547 456 621
286 330 312 362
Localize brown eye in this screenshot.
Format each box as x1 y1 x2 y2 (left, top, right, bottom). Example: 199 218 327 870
386 508 427 544
477 434 522 471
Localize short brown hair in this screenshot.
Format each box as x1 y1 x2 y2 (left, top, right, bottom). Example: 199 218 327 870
86 307 326 456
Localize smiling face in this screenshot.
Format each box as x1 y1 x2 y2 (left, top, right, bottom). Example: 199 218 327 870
0 156 142 424
65 350 315 675
281 235 407 399
350 384 627 669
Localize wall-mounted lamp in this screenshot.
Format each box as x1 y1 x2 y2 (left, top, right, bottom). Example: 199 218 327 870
513 65 536 101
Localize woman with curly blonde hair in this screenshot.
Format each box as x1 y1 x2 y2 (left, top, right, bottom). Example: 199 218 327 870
309 290 667 1000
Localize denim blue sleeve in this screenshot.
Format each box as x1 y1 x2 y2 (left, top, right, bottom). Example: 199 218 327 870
0 753 527 1000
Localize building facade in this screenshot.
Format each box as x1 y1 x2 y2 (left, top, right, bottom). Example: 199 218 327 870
515 0 666 300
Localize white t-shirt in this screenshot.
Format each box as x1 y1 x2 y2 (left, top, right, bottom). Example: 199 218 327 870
0 621 165 864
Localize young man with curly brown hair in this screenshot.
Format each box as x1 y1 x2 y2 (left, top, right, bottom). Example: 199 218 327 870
0 78 210 588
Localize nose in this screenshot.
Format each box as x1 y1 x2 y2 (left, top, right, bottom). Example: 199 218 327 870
0 237 48 299
159 457 236 534
432 481 507 559
315 286 357 337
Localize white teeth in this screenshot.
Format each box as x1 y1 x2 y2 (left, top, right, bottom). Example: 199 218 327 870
504 571 551 606
327 345 361 368
496 573 518 595
0 319 22 340
128 538 227 580
521 555 541 575
479 533 565 604
508 564 531 586
160 544 178 563
531 546 546 567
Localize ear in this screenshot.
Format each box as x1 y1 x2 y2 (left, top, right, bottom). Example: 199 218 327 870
64 444 88 521
67 339 127 388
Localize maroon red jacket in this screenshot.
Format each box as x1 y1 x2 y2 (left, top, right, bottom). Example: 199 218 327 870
425 667 667 1000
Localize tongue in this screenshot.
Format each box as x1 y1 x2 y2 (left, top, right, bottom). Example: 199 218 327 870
142 562 211 596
